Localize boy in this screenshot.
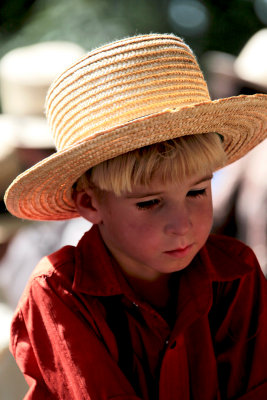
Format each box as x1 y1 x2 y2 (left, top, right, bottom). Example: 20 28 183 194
4 34 267 399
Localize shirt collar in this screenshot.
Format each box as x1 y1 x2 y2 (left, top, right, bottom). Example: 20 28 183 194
73 225 124 296
201 234 253 281
170 235 254 337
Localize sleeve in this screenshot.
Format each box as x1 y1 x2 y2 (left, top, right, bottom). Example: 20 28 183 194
10 274 141 400
211 246 267 399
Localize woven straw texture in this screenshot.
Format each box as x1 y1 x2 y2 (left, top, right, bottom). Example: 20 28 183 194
4 33 267 220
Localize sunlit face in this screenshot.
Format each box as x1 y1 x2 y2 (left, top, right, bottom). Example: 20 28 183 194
89 173 213 281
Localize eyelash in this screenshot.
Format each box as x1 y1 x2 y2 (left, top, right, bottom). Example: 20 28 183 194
136 199 160 210
136 188 207 210
187 188 207 198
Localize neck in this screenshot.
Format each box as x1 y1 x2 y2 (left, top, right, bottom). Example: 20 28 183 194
125 272 172 310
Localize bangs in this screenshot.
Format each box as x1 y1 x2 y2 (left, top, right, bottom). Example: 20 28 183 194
79 133 226 195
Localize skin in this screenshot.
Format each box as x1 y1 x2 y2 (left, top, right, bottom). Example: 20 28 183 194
74 172 213 309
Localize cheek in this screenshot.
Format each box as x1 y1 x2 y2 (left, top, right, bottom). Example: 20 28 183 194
121 216 161 250
197 201 213 232
190 198 213 231
104 210 146 240
126 219 157 240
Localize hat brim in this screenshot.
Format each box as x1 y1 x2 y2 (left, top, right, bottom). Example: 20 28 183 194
4 93 267 220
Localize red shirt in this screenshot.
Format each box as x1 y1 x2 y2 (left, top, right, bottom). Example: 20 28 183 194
10 225 267 399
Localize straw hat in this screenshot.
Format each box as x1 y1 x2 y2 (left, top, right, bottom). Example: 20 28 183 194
4 33 267 221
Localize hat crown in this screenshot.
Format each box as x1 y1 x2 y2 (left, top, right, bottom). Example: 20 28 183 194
45 34 210 151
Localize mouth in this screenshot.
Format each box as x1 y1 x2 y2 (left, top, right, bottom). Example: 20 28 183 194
164 244 193 258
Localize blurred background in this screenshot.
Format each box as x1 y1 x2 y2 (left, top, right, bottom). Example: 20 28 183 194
0 0 266 398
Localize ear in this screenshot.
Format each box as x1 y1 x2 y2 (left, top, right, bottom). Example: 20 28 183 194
73 187 103 224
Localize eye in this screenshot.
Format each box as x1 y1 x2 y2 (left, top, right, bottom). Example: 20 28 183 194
187 188 207 198
136 199 160 210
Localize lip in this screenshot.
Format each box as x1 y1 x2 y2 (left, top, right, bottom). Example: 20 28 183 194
164 244 193 258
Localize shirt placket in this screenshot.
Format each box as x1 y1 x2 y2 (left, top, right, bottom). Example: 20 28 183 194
158 262 213 400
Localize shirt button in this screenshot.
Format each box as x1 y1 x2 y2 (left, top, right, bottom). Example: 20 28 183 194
132 302 139 307
165 340 169 345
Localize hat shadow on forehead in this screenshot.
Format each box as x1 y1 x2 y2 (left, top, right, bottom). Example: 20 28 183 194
4 33 267 221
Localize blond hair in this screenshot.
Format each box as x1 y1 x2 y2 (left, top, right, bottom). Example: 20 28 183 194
75 133 226 195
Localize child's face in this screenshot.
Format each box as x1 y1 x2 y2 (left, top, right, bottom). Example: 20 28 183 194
87 172 213 281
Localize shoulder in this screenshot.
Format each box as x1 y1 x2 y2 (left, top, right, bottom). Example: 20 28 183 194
31 245 76 279
16 244 78 309
17 226 103 307
30 225 100 282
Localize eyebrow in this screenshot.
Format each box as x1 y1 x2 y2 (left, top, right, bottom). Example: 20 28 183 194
126 191 162 199
125 174 213 199
192 174 213 185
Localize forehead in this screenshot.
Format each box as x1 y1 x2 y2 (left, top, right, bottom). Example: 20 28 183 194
100 172 213 202
140 170 212 187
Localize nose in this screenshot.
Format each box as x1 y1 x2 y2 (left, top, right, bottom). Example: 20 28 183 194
164 203 192 236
